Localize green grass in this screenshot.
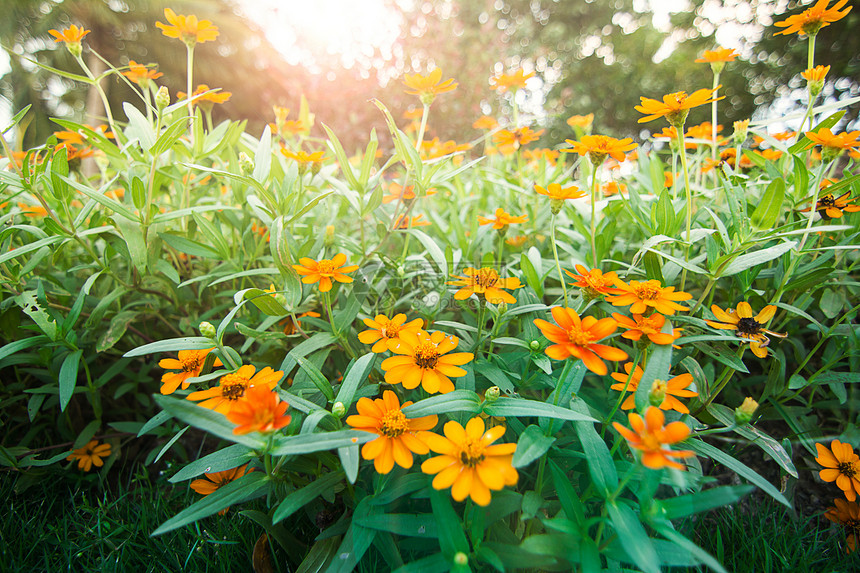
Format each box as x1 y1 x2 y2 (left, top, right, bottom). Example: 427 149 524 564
681 496 858 573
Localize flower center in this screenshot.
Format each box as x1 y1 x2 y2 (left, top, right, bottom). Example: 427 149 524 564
838 461 858 479
818 194 836 207
634 284 661 301
181 355 202 373
317 260 336 275
380 322 402 339
736 317 762 335
670 92 688 107
379 410 409 438
636 315 661 332
566 326 594 347
459 439 486 467
641 433 662 451
414 342 440 370
474 268 499 289
221 373 250 400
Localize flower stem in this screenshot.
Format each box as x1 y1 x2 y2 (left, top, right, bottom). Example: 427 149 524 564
550 214 568 307
677 126 693 291
710 71 721 188
603 350 641 435
589 165 599 268
186 44 195 122
74 54 119 147
415 103 430 151
473 298 487 356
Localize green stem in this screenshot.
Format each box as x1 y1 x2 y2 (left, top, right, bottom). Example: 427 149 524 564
186 44 195 121
589 165 599 268
415 103 430 151
603 350 642 434
710 71 721 188
474 299 487 356
550 214 568 307
677 125 693 291
74 54 119 147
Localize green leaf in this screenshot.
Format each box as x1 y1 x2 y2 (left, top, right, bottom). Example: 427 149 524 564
430 488 469 557
294 354 335 402
409 228 448 278
356 513 439 538
269 429 375 456
0 336 50 363
338 444 360 484
272 472 344 524
400 389 482 417
59 349 83 412
520 252 543 297
153 395 265 449
322 123 360 190
369 473 429 506
721 241 797 276
280 333 338 374
235 287 289 316
169 444 254 483
708 403 797 477
123 102 156 151
392 554 448 573
608 502 660 573
150 118 188 156
335 353 375 410
2 104 31 134
691 341 748 374
750 178 785 230
124 337 215 357
654 189 675 235
788 110 844 154
152 472 269 535
512 425 556 468
573 404 618 496
0 236 65 266
253 125 272 182
635 336 672 411
686 439 790 507
651 521 728 573
483 397 597 422
658 485 754 520
550 460 586 524
158 233 221 259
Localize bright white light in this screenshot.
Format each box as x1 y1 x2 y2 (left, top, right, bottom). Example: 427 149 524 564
240 0 402 72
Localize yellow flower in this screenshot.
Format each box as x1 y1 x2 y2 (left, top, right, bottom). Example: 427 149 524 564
358 313 424 353
824 498 860 553
122 60 163 85
447 267 523 305
610 363 698 413
635 88 723 126
816 440 860 501
155 8 219 45
492 127 544 152
705 302 786 358
226 385 291 435
562 134 637 165
158 348 222 395
177 84 231 105
380 330 474 394
534 183 586 201
490 69 535 92
804 129 860 159
393 214 431 229
292 253 358 293
802 64 830 82
605 279 692 316
66 440 111 472
346 390 437 474
403 68 457 104
190 463 253 514
421 417 518 506
774 0 852 36
694 47 739 63
186 365 282 415
533 306 627 375
566 114 594 128
613 407 694 470
48 25 90 54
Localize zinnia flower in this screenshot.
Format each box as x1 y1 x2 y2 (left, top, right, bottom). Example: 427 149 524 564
156 8 219 45
801 65 830 83
566 114 594 128
177 84 231 105
533 306 627 375
774 0 852 36
816 439 860 501
612 313 681 346
704 302 786 358
635 88 723 126
359 313 424 353
66 440 111 472
562 134 638 165
694 48 738 64
565 265 621 299
346 390 437 474
613 407 694 470
382 183 436 204
534 183 586 202
492 127 544 152
403 68 457 104
394 214 431 229
447 267 523 305
824 498 860 553
490 69 535 92
609 363 698 413
420 417 518 506
226 385 291 435
473 116 499 130
190 463 253 514
292 253 358 293
158 348 222 395
799 191 860 220
17 202 48 218
605 279 692 316
477 208 528 231
380 330 474 394
804 129 860 161
49 25 90 45
122 60 164 85
186 365 282 414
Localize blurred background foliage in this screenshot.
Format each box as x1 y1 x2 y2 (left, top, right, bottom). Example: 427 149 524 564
1 0 858 151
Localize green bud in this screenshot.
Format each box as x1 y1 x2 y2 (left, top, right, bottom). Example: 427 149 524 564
529 340 541 351
199 321 216 339
734 397 758 425
485 386 500 402
332 402 346 418
453 552 468 566
239 152 255 176
648 379 667 408
155 86 170 110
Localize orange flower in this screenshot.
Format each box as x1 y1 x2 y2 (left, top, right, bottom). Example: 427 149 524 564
816 440 860 501
802 64 830 82
755 148 784 162
606 279 692 315
705 302 786 358
177 84 231 105
694 48 738 64
382 182 427 204
472 116 499 130
477 208 528 230
533 306 627 375
346 390 437 474
122 60 164 85
380 330 474 394
799 191 860 220
394 214 431 229
562 134 637 165
684 122 723 148
505 235 528 247
653 127 680 140
534 183 586 202
447 267 523 305
609 364 698 413
566 114 594 128
17 202 48 218
280 311 320 335
226 385 291 435
49 25 90 44
804 128 860 155
66 440 111 472
613 407 694 470
523 148 559 165
280 148 325 164
565 265 622 298
492 127 544 152
774 0 852 36
158 348 222 395
635 88 723 125
602 181 628 197
403 68 457 103
190 463 253 514
359 313 424 353
155 8 219 45
421 139 472 160
490 69 535 92
612 313 681 346
186 365 282 415
824 498 860 553
420 417 518 506
292 253 358 293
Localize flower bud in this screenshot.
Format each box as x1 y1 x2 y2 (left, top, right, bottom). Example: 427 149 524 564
453 552 468 566
239 152 255 177
529 340 541 351
274 293 288 308
496 299 508 315
155 86 170 110
732 119 749 146
324 225 335 246
485 386 500 402
332 402 346 418
199 321 217 339
311 160 323 176
648 379 668 408
734 397 758 425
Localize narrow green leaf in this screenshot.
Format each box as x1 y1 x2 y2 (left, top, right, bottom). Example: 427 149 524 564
272 472 343 524
400 389 482 417
430 488 469 557
721 241 797 276
409 229 448 278
253 124 272 182
750 178 785 230
334 353 375 410
483 397 597 422
608 502 660 573
59 349 83 412
280 332 338 374
635 337 672 411
512 425 556 468
124 337 215 357
294 354 335 402
658 485 754 520
338 444 360 484
708 403 797 477
573 406 618 496
153 395 265 449
169 444 253 483
322 123 360 190
354 514 438 538
269 429 375 456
